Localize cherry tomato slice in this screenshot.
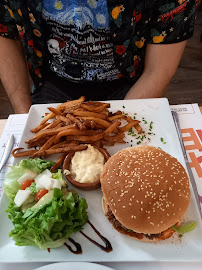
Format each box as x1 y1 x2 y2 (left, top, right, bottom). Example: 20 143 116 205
21 180 35 190
36 189 49 201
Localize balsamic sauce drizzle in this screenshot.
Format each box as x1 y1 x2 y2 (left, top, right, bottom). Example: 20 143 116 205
48 221 113 254
64 237 82 254
80 221 113 253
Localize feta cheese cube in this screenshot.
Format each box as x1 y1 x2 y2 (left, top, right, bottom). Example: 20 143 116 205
52 179 62 190
36 182 44 190
37 175 53 190
17 169 38 185
34 169 52 182
14 190 32 207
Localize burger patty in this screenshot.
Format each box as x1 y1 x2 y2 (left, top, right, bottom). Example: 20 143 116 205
105 207 175 240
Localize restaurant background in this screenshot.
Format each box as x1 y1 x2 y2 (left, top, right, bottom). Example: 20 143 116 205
0 2 201 119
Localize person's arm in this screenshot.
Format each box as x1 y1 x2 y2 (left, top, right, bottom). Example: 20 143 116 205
0 36 32 113
124 41 187 100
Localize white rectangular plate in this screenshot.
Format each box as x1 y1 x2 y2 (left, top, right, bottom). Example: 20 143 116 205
0 98 202 262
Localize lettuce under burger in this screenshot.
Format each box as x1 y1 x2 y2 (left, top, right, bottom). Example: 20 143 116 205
3 158 88 249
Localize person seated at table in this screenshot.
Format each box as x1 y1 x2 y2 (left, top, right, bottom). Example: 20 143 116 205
0 0 198 114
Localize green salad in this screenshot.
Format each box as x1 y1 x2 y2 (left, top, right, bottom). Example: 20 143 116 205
3 158 88 249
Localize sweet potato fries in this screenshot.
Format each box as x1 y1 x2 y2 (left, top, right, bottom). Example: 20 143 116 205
12 96 142 170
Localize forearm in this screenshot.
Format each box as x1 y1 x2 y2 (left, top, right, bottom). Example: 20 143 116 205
124 70 169 100
0 36 32 113
125 41 186 100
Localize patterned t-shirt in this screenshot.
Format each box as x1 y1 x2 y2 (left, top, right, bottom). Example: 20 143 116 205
0 0 198 89
42 0 120 82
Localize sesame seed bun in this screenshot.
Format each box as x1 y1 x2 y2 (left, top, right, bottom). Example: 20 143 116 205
100 145 190 237
102 196 180 242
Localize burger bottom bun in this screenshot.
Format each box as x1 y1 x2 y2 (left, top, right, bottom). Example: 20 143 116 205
102 197 178 242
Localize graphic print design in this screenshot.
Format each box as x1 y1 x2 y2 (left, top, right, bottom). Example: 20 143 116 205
42 0 119 81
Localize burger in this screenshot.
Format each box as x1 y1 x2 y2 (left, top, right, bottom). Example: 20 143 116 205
100 145 190 242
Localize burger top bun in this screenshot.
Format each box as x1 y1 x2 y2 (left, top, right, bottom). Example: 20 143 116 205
100 145 190 234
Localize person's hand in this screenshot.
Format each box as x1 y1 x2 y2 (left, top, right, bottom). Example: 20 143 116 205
125 41 187 100
14 102 31 114
11 92 32 114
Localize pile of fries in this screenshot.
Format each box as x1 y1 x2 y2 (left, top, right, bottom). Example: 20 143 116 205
12 96 142 171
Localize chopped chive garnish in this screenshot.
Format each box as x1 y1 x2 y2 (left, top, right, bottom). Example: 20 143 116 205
149 121 153 129
122 105 125 109
148 138 151 141
133 116 136 119
161 137 167 144
137 141 141 145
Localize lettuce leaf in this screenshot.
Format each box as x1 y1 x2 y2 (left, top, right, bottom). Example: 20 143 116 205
29 182 37 194
3 165 23 202
3 158 55 201
51 169 66 187
172 222 197 234
20 158 55 174
6 188 88 249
